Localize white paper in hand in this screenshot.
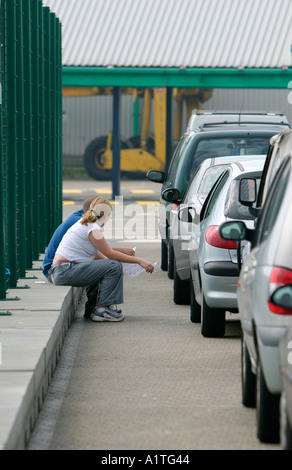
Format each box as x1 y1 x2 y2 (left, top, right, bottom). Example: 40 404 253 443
122 261 157 277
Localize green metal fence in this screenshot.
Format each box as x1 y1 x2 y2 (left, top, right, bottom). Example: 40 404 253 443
0 0 62 300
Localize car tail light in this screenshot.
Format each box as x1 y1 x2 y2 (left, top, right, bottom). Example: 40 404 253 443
205 225 237 249
172 203 180 210
268 266 292 315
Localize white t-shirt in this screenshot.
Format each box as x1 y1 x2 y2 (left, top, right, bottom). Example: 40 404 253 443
56 220 101 262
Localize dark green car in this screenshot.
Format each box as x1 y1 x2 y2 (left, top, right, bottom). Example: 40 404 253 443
146 111 290 278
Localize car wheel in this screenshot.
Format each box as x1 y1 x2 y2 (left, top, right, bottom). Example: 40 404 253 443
201 293 225 337
83 136 127 180
256 358 280 443
190 281 201 323
173 260 190 305
241 335 256 408
168 243 174 279
161 240 168 271
280 391 292 450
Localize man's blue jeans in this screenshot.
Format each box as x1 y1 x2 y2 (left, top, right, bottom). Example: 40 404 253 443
51 259 123 308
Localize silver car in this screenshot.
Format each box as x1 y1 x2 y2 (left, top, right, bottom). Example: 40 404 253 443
189 158 265 337
219 151 292 444
168 155 266 306
279 324 292 450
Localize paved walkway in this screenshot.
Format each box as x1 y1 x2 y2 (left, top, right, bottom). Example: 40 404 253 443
0 181 281 450
27 242 279 450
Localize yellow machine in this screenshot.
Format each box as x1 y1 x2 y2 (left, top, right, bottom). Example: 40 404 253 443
63 86 212 180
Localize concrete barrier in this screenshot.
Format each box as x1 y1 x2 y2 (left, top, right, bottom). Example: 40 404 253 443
0 261 83 450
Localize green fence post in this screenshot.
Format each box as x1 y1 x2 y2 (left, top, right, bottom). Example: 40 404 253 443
43 6 50 246
38 0 46 254
23 0 33 269
44 7 56 241
30 0 40 258
16 0 27 278
50 11 57 230
5 0 19 287
0 0 6 299
56 17 63 225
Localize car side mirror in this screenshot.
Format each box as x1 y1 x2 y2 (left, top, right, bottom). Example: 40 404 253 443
219 220 253 242
146 170 165 184
239 178 257 207
161 187 181 203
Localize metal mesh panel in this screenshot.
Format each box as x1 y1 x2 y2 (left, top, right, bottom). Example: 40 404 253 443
0 0 62 299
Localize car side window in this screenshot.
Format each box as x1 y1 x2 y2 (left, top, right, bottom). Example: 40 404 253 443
201 171 229 220
167 135 190 180
254 159 290 246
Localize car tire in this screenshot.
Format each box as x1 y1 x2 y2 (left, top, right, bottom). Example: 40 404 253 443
168 243 174 279
161 240 168 271
241 335 256 408
83 136 127 180
256 359 280 443
280 391 292 450
190 281 201 323
201 293 225 338
173 260 190 305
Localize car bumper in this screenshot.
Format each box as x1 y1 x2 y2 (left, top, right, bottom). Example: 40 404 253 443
257 326 287 394
201 262 239 309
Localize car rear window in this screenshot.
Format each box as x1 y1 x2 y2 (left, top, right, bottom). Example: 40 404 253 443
189 137 269 177
170 134 271 197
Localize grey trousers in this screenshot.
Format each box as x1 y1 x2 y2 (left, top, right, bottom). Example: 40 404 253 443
51 259 123 307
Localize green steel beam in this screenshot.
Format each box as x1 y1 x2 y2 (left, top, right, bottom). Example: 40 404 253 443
62 66 292 89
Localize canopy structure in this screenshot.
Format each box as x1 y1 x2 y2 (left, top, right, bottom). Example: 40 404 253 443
43 0 292 88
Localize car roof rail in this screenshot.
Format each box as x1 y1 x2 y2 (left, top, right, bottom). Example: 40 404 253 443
199 121 291 129
193 110 287 116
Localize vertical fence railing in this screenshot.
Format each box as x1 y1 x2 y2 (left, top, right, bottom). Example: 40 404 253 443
0 0 6 299
0 0 62 300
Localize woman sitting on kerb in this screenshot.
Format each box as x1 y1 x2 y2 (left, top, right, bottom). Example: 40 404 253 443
51 197 154 322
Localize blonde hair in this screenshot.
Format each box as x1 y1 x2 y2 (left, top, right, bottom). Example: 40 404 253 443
80 197 112 226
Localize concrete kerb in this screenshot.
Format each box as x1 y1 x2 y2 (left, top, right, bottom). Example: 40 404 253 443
0 260 83 450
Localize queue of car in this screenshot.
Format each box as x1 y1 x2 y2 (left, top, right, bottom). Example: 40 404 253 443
220 129 292 447
147 112 292 449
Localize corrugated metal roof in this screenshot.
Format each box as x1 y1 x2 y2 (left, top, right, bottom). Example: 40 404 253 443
42 0 292 68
